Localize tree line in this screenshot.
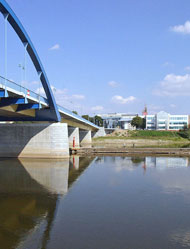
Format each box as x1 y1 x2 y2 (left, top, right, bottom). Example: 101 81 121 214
72 111 103 126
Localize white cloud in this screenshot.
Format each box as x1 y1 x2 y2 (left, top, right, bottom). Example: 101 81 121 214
162 62 174 67
185 66 190 71
170 21 190 34
71 94 85 100
49 44 60 50
108 81 119 88
30 80 39 85
35 85 86 110
153 74 190 96
36 85 66 96
111 95 136 104
91 105 103 111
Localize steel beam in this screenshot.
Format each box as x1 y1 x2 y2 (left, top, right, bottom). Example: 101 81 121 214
16 103 41 112
0 97 27 108
0 89 8 97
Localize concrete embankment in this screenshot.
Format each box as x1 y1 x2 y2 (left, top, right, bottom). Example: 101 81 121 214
72 147 190 156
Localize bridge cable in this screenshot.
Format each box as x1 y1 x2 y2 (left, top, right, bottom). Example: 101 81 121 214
3 13 9 91
38 71 42 107
23 42 28 97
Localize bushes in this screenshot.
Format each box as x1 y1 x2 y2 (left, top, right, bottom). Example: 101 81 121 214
178 129 190 139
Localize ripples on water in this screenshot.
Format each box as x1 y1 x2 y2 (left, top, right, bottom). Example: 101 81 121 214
0 156 190 249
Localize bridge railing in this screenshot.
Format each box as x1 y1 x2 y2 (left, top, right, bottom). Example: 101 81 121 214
0 76 48 105
57 104 99 128
0 76 99 129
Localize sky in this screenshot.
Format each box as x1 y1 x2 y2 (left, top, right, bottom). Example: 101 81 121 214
1 0 190 115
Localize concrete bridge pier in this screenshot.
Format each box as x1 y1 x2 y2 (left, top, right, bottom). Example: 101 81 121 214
68 127 80 148
79 129 92 146
92 127 106 138
0 123 70 158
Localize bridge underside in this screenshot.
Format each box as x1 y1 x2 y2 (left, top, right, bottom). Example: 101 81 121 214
0 86 98 131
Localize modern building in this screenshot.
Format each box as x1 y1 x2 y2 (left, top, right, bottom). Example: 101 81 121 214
146 111 189 131
98 113 138 130
98 110 189 131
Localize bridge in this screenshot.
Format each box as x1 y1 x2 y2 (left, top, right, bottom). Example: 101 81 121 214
0 0 105 158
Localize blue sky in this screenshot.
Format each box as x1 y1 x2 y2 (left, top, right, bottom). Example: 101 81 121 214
1 0 190 115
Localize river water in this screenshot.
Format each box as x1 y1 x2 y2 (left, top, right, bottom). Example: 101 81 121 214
1 156 190 249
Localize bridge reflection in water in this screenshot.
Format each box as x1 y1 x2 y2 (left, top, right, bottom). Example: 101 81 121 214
0 156 94 249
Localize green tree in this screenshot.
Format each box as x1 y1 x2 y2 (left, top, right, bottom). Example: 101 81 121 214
72 111 78 115
82 114 103 126
94 115 103 127
82 115 90 120
142 118 146 129
131 116 143 129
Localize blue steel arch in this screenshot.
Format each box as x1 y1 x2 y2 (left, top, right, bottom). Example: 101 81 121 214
0 0 61 122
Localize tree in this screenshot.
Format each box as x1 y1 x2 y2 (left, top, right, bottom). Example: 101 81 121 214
131 116 143 129
72 111 78 115
82 115 89 120
94 115 103 127
142 118 146 129
82 115 103 126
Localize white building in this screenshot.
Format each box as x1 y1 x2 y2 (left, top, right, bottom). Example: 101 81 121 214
98 113 138 130
146 111 189 131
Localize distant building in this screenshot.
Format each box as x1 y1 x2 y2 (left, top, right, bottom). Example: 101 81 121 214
98 110 189 131
146 111 189 131
98 113 138 130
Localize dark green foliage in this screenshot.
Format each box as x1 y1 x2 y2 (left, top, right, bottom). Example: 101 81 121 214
131 157 145 164
82 115 90 120
142 118 146 129
72 111 78 115
131 116 145 129
82 114 103 126
94 115 103 127
178 129 190 139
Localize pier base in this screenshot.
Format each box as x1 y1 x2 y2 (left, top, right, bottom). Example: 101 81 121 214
92 127 106 138
68 127 80 148
0 123 69 158
79 129 92 145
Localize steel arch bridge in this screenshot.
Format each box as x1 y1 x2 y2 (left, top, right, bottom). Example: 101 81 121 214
0 0 98 131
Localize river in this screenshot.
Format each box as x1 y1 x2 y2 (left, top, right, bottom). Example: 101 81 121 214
0 156 190 249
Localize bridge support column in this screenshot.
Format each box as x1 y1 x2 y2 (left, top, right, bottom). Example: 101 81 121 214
0 123 69 158
68 127 80 148
92 127 106 138
79 129 92 146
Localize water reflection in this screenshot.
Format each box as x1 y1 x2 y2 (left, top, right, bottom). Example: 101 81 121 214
0 157 94 249
1 156 190 249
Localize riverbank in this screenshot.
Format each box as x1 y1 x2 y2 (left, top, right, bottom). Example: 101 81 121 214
92 129 190 148
92 138 190 148
73 147 190 156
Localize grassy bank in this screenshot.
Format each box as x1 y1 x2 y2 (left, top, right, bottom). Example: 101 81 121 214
92 130 190 148
94 130 187 141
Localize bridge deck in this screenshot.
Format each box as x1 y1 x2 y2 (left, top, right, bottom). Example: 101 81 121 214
0 76 99 131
